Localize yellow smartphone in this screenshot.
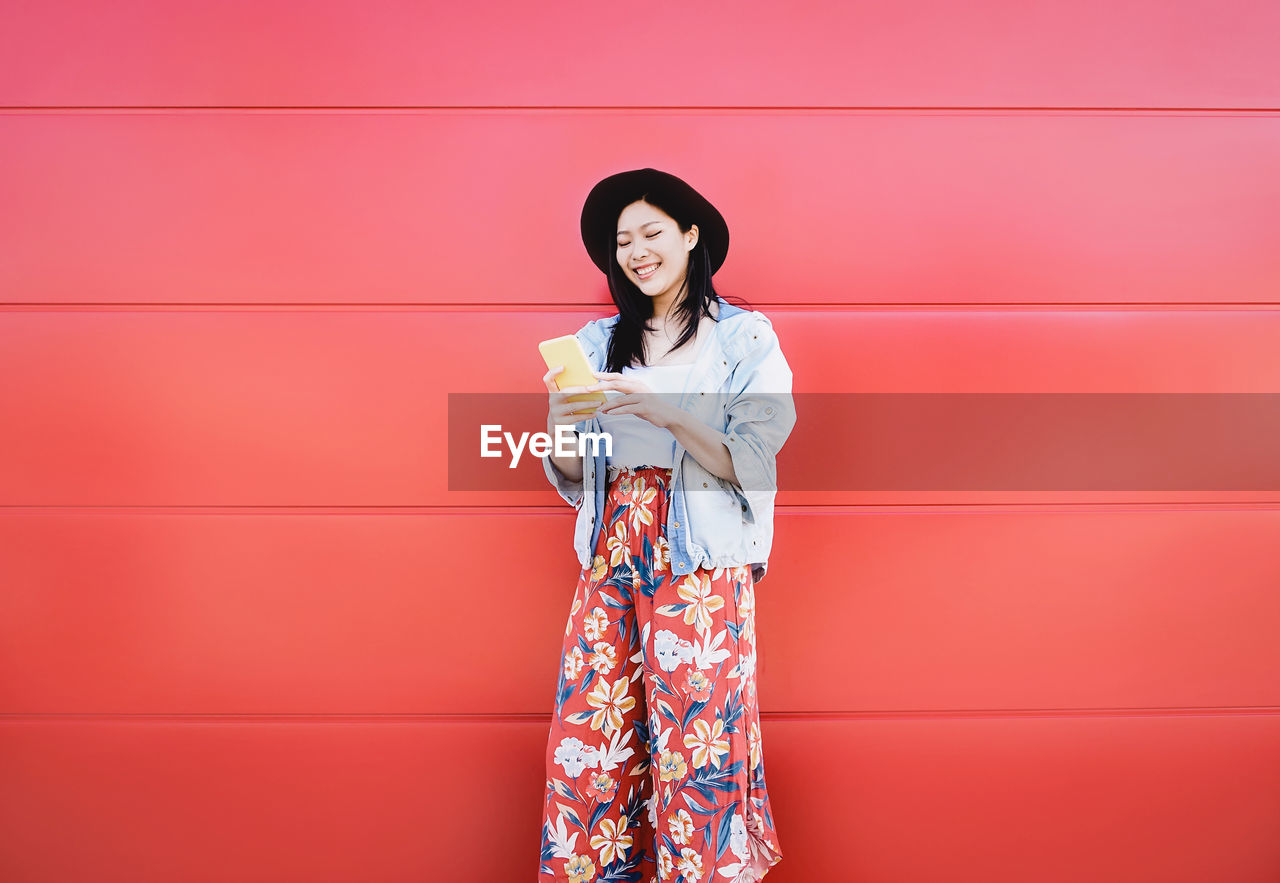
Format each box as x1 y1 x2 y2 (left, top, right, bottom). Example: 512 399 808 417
539 334 606 415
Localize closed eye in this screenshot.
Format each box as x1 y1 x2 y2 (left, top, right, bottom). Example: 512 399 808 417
617 233 661 247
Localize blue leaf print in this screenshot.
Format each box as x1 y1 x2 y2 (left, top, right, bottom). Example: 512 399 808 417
557 803 585 832
658 703 680 728
632 551 651 583
713 801 736 864
609 502 629 529
597 854 643 882
588 797 610 834
605 568 634 596
721 691 744 732
725 617 741 642
757 792 776 831
600 592 628 610
700 760 745 793
564 709 595 727
637 563 666 599
632 550 666 601
680 696 710 732
540 821 557 861
631 716 650 755
621 781 647 828
681 792 715 816
654 600 690 619
687 760 746 808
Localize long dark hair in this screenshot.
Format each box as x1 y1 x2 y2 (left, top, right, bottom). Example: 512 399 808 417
601 196 750 372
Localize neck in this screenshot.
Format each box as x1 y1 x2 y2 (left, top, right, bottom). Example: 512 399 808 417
650 294 718 322
650 289 679 321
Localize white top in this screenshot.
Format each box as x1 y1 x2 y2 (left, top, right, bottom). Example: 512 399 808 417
598 362 695 468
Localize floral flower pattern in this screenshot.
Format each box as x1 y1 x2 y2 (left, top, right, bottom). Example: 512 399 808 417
540 465 783 882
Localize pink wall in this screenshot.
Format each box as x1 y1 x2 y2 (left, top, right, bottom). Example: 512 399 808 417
2 1 1279 880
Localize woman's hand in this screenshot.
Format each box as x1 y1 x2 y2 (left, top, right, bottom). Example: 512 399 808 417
543 365 601 433
589 371 686 430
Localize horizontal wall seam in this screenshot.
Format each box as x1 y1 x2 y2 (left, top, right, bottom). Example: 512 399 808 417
3 503 1280 514
2 106 1279 115
5 303 1280 311
2 707 1277 723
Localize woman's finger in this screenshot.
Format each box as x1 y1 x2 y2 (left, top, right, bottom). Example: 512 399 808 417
589 375 651 394
597 394 637 413
552 384 593 398
541 365 565 391
554 402 599 418
588 379 638 393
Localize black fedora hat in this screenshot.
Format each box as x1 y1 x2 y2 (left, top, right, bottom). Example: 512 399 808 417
580 168 729 277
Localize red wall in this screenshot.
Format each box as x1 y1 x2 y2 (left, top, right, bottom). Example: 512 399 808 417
2 2 1279 880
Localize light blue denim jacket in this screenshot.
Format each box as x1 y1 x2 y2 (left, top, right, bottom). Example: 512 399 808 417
541 298 796 584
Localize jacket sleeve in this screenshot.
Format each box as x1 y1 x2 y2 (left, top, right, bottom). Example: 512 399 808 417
543 443 586 509
722 314 796 522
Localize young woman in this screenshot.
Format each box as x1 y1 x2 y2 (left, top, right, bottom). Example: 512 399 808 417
538 168 794 883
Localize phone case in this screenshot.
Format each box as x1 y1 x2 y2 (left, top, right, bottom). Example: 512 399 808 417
538 335 607 412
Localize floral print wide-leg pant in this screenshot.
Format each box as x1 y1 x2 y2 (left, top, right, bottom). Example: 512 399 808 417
539 465 783 883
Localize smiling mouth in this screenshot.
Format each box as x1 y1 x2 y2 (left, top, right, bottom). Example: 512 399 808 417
634 263 660 279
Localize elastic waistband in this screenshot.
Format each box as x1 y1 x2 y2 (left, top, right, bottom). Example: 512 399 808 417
606 463 673 479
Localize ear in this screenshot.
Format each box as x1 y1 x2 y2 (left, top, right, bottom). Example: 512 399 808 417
686 223 699 251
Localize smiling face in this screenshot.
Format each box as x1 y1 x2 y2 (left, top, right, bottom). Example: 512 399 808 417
615 199 698 308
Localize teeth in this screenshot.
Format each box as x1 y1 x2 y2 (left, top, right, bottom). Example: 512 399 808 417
635 263 659 277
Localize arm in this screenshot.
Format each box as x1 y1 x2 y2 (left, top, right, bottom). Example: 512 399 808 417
542 442 585 509
665 412 738 486
540 326 595 507
546 417 584 485
718 316 796 519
